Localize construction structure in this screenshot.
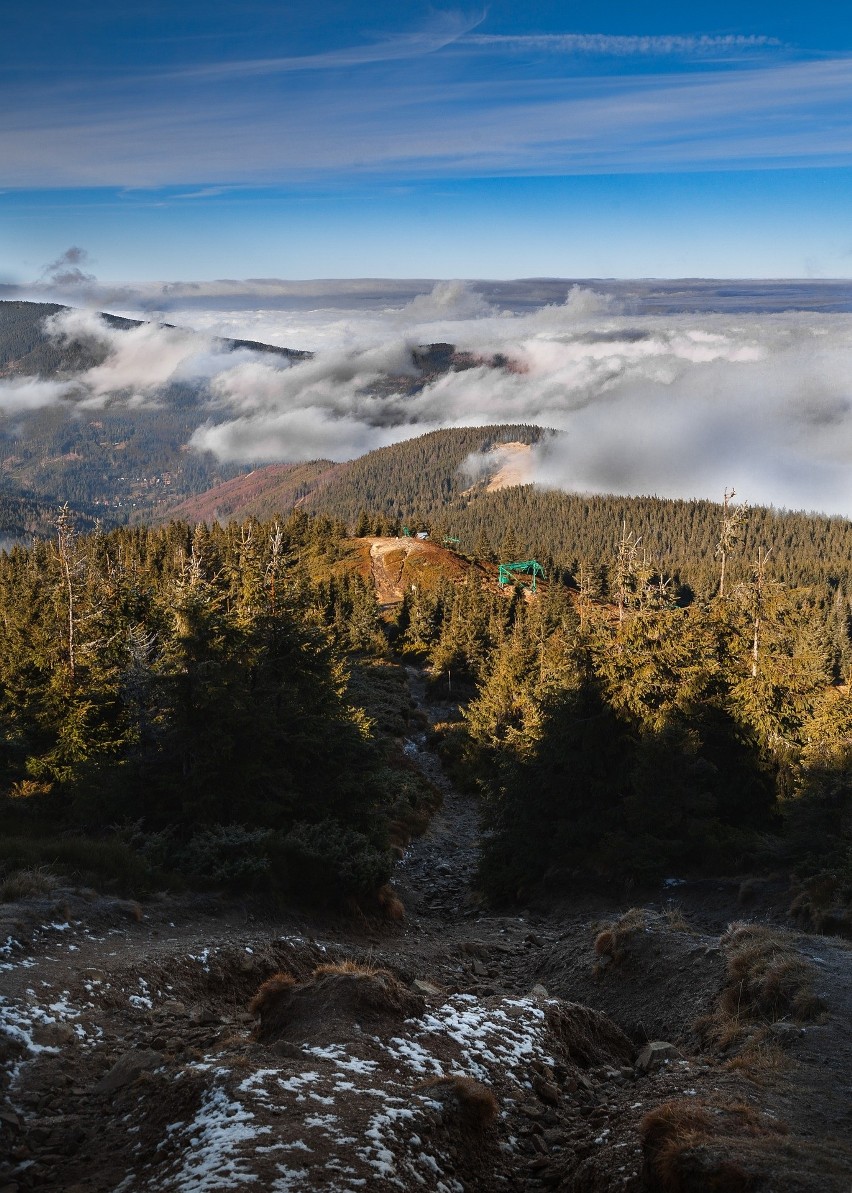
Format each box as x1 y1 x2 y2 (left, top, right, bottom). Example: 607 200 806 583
498 559 545 592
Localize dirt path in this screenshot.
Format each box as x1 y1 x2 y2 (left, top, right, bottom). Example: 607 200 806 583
391 667 482 919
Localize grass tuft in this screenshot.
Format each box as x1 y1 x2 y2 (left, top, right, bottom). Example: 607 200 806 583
420 1075 499 1131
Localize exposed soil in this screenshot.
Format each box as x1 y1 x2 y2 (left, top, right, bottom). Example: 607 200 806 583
1 669 850 1192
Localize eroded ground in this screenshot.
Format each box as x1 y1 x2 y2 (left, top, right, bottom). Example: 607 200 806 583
1 673 851 1193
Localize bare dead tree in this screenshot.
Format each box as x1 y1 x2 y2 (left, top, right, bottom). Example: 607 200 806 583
614 521 642 623
55 504 84 681
716 487 748 599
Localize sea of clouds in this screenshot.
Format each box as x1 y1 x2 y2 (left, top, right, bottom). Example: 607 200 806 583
3 277 852 516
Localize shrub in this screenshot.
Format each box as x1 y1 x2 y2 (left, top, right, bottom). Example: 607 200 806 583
281 819 392 903
0 832 156 894
178 824 278 889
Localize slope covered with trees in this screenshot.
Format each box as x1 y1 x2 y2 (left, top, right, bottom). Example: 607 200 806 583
0 511 435 904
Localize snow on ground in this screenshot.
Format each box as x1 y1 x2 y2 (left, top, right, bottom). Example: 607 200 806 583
114 993 558 1190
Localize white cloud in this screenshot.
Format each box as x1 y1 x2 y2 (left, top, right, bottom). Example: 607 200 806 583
8 292 852 516
463 33 781 56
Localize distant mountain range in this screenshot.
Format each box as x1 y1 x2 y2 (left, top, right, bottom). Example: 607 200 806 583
0 300 307 379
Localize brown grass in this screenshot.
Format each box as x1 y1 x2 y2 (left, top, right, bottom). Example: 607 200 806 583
719 924 824 1023
420 1075 499 1131
593 906 695 973
725 1040 789 1084
377 884 405 922
248 971 297 1017
0 865 58 902
545 1002 634 1068
697 924 825 1054
594 906 649 963
640 1098 788 1192
312 960 380 978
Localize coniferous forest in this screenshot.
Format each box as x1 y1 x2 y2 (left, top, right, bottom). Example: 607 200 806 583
0 497 850 932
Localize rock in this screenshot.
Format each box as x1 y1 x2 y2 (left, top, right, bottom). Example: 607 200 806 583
460 941 490 959
525 933 544 947
271 1040 305 1059
31 1022 76 1047
767 1021 803 1045
532 1075 560 1106
470 960 488 977
530 984 550 998
636 1041 680 1073
531 1133 549 1155
0 1110 21 1129
156 1000 187 1016
188 1004 221 1026
94 1049 163 1094
412 979 444 996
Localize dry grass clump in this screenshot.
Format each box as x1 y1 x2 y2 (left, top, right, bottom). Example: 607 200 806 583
420 1075 499 1132
593 907 652 967
719 924 824 1024
313 959 380 977
640 1098 788 1192
377 883 405 921
0 865 58 902
249 960 425 1043
697 923 825 1056
545 1002 634 1069
724 1041 788 1084
248 971 297 1017
593 905 693 973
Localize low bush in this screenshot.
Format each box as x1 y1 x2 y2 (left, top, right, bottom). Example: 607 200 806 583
0 832 158 895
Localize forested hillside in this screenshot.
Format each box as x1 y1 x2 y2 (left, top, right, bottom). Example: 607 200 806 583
0 302 314 519
304 425 548 525
0 511 436 906
178 425 852 602
1 506 849 931
0 301 307 379
436 486 852 601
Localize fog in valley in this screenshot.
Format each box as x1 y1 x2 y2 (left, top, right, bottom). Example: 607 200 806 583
4 275 852 516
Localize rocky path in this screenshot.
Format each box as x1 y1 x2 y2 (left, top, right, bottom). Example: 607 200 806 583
391 667 482 919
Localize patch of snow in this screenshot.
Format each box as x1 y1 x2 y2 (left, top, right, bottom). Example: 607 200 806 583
157 1084 271 1191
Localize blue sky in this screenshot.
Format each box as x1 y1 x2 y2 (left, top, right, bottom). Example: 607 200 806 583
3 0 852 281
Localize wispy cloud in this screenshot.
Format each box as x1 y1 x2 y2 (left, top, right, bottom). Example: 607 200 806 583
160 11 483 82
463 32 782 56
2 24 851 186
